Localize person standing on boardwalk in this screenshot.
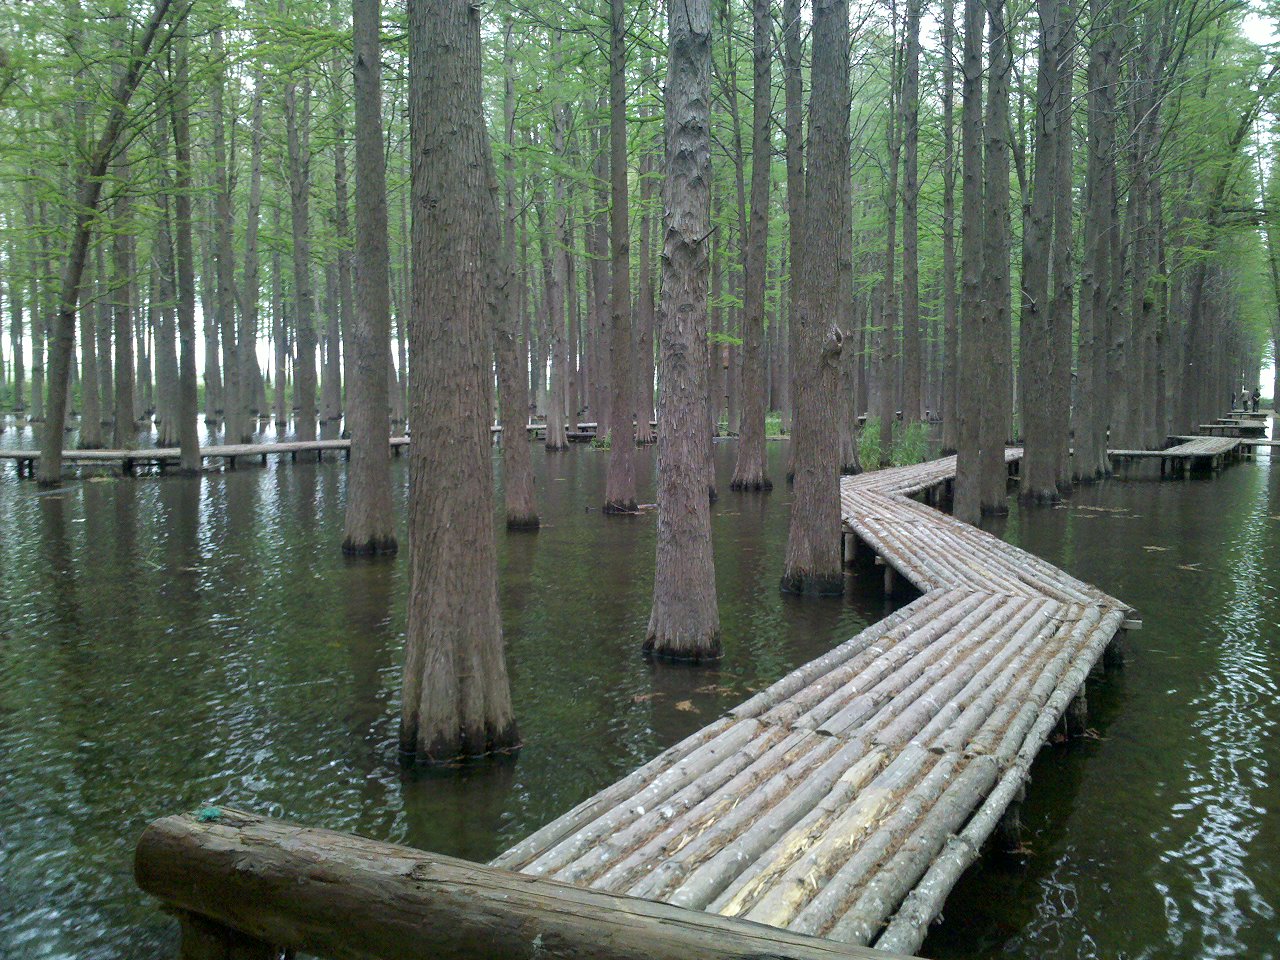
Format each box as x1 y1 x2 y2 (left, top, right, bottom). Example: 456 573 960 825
1252 387 1261 412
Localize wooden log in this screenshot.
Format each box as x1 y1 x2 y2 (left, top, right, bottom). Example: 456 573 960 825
135 809 909 960
176 911 279 960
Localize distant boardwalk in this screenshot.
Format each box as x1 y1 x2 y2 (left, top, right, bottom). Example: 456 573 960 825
0 437 412 479
495 451 1137 956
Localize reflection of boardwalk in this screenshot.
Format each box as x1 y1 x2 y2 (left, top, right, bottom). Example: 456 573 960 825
0 437 412 478
495 451 1136 956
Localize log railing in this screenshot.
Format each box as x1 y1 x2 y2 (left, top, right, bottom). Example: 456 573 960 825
134 808 922 960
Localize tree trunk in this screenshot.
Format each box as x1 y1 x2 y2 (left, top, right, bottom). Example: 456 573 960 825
401 0 518 762
900 0 923 425
876 23 900 468
730 0 772 491
1018 0 1060 503
781 0 847 596
272 204 288 429
78 248 102 448
112 176 137 449
211 28 240 445
603 0 638 514
285 66 318 443
343 0 398 554
953 0 985 524
171 31 200 472
940 0 959 454
645 0 721 661
978 0 1013 514
236 80 266 443
1049 0 1075 492
783 0 803 443
495 18 538 530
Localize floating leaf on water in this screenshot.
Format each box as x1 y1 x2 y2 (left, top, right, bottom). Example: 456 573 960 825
674 700 697 713
631 692 662 703
1142 545 1169 552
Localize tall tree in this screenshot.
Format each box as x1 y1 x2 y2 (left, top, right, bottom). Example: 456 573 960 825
496 19 538 530
953 0 986 524
603 0 637 514
400 0 518 761
900 0 923 424
780 0 847 595
343 0 398 555
645 0 720 660
730 0 772 492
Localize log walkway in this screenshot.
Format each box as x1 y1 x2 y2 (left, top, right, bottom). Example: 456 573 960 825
1112 435 1244 475
493 450 1137 956
0 437 413 479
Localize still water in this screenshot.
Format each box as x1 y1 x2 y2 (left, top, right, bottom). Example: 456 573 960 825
0 420 1277 959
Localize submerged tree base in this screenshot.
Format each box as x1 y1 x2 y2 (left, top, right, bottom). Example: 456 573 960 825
642 630 723 663
779 570 845 596
398 720 521 768
341 535 399 556
729 474 773 491
506 514 541 531
603 499 639 515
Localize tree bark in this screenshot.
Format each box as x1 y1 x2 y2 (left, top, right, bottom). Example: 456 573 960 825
342 0 398 554
171 32 200 473
494 18 538 530
645 0 721 661
781 0 847 595
730 0 772 492
900 0 923 425
285 66 318 443
401 0 519 762
211 28 240 444
979 0 1013 513
940 0 958 454
603 0 638 514
1019 0 1060 503
953 0 986 524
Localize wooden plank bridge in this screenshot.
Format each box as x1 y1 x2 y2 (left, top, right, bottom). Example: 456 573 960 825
491 450 1136 957
0 436 414 479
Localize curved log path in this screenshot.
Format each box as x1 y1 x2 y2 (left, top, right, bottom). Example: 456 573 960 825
495 451 1139 956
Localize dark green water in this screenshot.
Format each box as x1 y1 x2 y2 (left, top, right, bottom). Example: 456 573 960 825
1 419 1277 959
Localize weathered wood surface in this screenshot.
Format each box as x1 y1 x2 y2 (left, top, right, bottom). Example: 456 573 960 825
496 451 1134 956
135 808 911 960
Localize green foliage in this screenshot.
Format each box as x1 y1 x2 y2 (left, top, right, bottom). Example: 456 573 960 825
859 417 929 469
589 430 611 450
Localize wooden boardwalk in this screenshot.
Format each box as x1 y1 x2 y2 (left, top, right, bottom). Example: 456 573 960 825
494 451 1136 956
1112 436 1244 475
0 436 412 478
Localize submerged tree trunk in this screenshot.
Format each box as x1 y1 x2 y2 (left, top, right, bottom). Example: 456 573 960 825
939 0 958 454
645 0 721 661
782 0 803 441
603 0 637 515
400 0 519 763
495 19 538 530
1019 0 1061 503
171 32 200 473
236 79 266 443
953 0 985 524
343 0 398 555
285 68 318 443
900 0 923 425
781 0 847 596
730 0 772 492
